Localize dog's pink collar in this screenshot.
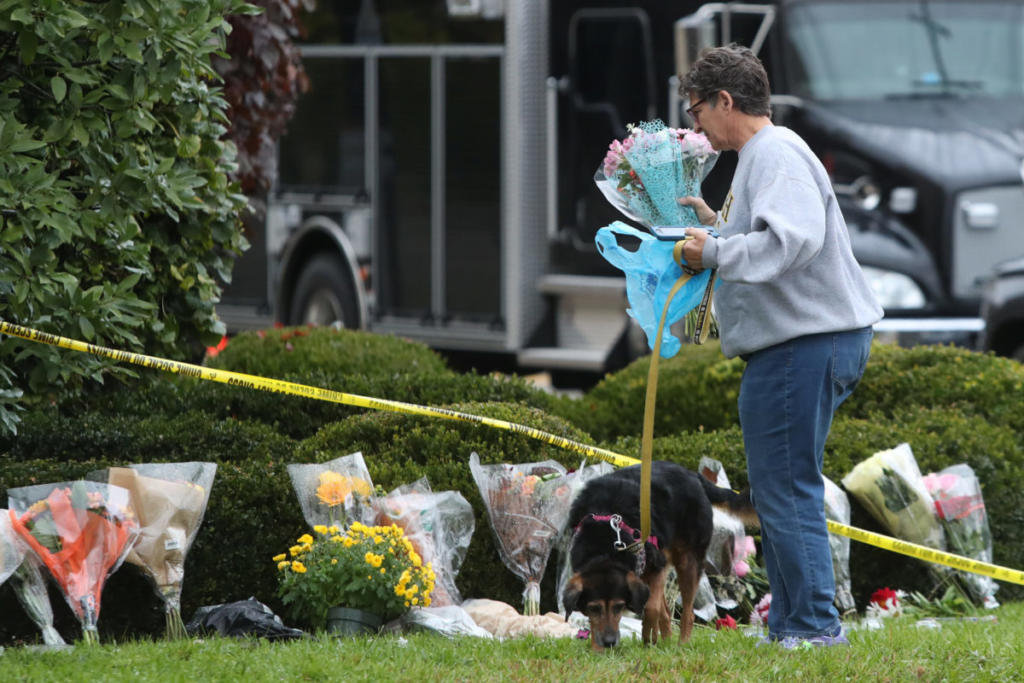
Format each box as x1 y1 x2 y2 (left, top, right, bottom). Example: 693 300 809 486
572 513 658 575
575 513 659 549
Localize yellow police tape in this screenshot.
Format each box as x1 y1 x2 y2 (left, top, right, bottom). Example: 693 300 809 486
3 318 1023 586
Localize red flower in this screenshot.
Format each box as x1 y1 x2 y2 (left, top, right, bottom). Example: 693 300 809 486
870 587 899 610
714 615 737 630
204 335 229 358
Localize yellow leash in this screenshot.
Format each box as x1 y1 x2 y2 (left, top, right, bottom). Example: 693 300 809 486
639 239 716 542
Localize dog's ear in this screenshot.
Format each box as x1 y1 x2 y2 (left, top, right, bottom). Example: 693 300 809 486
625 571 650 615
562 573 584 620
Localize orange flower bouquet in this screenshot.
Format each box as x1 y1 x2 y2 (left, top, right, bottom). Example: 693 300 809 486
288 452 376 529
7 481 139 644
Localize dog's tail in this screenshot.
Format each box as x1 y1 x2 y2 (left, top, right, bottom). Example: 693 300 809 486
699 477 759 528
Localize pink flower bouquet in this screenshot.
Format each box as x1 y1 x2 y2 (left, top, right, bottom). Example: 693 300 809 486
595 119 717 229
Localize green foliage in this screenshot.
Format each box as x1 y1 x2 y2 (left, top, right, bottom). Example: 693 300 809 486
31 327 553 441
0 0 254 433
3 333 1023 645
550 341 742 442
275 524 436 629
842 343 1024 430
181 327 551 439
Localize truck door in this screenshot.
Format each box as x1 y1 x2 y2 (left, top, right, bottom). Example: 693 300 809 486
555 8 658 248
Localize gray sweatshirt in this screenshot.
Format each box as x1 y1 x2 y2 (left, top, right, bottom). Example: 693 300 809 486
701 125 883 358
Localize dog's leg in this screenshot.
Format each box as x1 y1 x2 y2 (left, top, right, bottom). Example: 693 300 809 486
641 568 671 645
674 553 701 643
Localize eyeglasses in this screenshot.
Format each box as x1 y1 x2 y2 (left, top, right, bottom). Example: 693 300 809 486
685 98 707 123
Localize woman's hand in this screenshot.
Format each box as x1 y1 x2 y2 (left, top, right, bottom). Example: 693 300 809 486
677 196 717 226
680 228 708 271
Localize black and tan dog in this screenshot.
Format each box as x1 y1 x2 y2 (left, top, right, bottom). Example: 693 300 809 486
563 461 756 650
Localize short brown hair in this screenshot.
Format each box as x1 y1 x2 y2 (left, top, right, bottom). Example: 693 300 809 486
679 44 771 117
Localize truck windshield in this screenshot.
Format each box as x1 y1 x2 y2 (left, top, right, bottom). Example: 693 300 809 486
784 1 1024 99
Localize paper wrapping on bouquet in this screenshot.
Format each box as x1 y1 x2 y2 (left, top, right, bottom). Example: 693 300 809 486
7 481 139 642
288 452 376 530
595 120 718 229
595 222 719 358
373 477 475 607
823 475 855 614
842 443 947 562
923 464 999 607
470 453 594 615
88 463 216 634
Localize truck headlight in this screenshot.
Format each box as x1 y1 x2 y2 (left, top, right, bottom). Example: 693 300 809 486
861 266 926 309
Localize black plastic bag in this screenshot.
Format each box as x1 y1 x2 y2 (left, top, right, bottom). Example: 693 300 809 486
186 598 306 640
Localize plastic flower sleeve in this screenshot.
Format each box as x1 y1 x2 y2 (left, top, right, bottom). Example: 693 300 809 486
9 556 66 646
469 453 577 615
0 508 25 586
841 443 946 552
3 512 66 646
89 463 217 639
595 222 718 358
553 461 614 616
923 464 999 607
288 452 376 529
8 481 139 644
594 120 718 229
373 477 475 607
823 475 855 615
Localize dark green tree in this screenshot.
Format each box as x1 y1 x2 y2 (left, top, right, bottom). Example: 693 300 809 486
0 0 258 432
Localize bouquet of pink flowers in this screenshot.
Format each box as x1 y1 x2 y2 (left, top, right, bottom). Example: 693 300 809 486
595 120 717 229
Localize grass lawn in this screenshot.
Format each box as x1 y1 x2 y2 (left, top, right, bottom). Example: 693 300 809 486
2 602 1022 682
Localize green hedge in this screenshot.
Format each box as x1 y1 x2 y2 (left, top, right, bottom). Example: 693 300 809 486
549 341 742 442
558 342 1024 443
58 327 554 440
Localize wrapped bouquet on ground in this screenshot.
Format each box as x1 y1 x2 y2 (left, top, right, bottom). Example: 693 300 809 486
923 464 999 607
373 477 475 607
470 453 592 615
7 480 139 645
823 475 856 615
288 452 376 529
841 443 946 553
89 462 217 639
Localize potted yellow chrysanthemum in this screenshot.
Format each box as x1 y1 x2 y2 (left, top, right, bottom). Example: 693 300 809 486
274 521 436 634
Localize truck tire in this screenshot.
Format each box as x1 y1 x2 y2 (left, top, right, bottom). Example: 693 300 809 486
288 253 360 328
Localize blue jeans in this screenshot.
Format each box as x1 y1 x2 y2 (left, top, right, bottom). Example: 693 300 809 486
739 327 872 639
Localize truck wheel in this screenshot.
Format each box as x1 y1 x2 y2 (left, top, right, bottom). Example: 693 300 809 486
288 253 360 328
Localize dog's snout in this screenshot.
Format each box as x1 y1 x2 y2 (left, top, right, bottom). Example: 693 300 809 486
599 631 619 648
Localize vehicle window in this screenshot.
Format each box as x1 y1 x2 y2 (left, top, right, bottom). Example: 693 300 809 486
784 1 1024 99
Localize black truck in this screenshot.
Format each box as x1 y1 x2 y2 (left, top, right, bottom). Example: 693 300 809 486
219 0 1024 376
